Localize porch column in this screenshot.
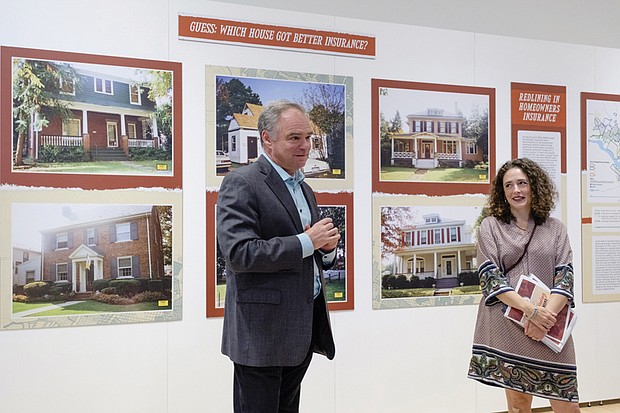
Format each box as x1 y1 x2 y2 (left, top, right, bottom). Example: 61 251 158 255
391 138 394 166
151 114 159 138
434 251 438 278
120 113 127 136
82 110 88 135
457 250 462 274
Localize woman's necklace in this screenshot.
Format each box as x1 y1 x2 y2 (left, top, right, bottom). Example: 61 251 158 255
516 223 527 231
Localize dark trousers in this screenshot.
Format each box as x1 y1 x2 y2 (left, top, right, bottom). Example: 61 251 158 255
232 298 325 413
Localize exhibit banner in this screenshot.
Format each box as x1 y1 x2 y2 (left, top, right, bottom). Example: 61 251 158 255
511 82 566 221
179 14 375 58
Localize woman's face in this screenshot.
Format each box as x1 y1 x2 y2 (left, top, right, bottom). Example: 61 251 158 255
502 167 532 215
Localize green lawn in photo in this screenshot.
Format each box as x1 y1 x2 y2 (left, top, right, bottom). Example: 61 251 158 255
216 283 227 308
13 300 170 316
380 166 488 182
12 301 64 313
21 160 173 175
381 285 482 299
214 279 346 306
325 278 346 302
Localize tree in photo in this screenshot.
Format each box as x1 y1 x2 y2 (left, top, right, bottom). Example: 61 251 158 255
303 83 346 172
145 70 173 153
12 59 77 165
216 77 262 152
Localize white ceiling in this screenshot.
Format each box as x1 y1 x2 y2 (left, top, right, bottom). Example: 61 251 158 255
221 0 620 49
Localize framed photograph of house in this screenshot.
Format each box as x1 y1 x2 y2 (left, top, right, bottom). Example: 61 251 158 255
371 79 495 196
206 191 353 317
0 46 182 190
205 65 353 191
0 189 183 330
372 194 485 309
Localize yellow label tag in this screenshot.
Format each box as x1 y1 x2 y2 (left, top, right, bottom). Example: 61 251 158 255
332 169 341 175
156 164 168 171
334 292 343 298
158 300 169 307
478 174 487 180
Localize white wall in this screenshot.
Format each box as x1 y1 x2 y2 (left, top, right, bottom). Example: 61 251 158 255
1 1 619 412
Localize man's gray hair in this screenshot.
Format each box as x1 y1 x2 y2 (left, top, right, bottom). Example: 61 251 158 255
258 100 308 140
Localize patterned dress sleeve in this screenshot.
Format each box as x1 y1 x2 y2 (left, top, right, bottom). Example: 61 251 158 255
551 219 575 303
477 217 514 306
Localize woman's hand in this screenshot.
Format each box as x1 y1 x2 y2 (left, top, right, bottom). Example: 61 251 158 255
528 305 557 332
524 320 546 341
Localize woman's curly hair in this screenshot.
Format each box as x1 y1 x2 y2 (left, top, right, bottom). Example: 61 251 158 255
486 158 556 225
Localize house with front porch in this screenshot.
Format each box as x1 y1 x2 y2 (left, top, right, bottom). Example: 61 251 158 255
392 213 476 289
39 205 166 294
23 67 161 161
389 108 483 169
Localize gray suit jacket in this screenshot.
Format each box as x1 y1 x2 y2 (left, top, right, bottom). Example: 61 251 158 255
217 155 335 367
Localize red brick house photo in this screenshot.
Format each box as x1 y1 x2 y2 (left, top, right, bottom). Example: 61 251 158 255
31 205 170 295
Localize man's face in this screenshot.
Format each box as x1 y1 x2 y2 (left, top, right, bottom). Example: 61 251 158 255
262 108 312 175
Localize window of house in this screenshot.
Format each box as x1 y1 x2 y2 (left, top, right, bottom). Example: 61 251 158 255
450 227 458 242
466 141 478 154
403 231 412 246
59 76 75 95
434 229 442 244
87 228 96 245
62 118 81 137
57 263 68 281
416 258 425 273
94 77 113 95
439 122 446 133
442 141 457 153
450 122 458 134
116 223 131 242
23 251 29 262
414 121 422 132
26 271 35 284
129 85 141 105
424 121 433 132
425 215 438 224
118 257 133 277
127 123 137 139
14 261 21 274
56 233 68 249
231 136 237 152
420 231 427 245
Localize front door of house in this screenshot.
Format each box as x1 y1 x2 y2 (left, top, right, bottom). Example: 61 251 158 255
107 121 118 147
248 136 258 159
422 142 433 159
441 255 456 278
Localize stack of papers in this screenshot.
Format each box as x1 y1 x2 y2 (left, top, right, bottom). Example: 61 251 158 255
504 274 577 353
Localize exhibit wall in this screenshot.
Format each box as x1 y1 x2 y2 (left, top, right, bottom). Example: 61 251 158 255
1 1 619 412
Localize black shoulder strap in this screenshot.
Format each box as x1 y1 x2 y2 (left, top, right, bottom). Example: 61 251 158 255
503 224 537 274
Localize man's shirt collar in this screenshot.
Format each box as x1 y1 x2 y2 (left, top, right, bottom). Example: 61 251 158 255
264 154 305 185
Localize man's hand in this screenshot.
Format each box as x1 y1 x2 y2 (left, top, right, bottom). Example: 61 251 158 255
305 218 340 251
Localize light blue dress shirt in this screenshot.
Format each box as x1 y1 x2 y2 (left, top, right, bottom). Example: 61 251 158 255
264 155 335 298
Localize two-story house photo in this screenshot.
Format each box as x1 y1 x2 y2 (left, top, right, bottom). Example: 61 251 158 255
18 62 163 163
225 102 330 176
388 108 483 169
390 213 477 290
38 205 168 295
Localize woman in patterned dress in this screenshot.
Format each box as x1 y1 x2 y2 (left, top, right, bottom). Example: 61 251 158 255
468 158 580 413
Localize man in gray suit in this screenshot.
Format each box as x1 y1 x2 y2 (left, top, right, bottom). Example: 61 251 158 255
217 100 340 413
